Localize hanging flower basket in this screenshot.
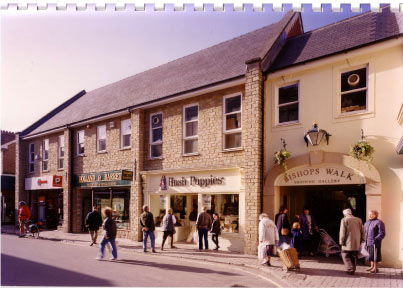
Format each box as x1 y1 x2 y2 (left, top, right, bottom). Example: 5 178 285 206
349 141 375 163
274 149 291 172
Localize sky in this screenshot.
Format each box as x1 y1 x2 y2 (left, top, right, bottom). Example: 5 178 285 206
1 4 366 133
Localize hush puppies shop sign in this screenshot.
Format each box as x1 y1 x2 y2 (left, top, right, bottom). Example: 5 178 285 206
277 166 366 186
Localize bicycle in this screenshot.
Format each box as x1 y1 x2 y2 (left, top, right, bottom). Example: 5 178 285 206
14 220 41 238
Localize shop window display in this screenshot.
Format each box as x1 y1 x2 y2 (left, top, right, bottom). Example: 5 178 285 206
94 189 130 230
208 194 239 233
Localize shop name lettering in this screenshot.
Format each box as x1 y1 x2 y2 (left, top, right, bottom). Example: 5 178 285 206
284 168 354 183
78 173 122 183
168 176 225 187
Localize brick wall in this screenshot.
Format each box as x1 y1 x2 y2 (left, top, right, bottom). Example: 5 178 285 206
2 142 16 174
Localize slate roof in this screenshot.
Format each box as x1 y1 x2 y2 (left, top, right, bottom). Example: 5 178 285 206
269 8 403 72
23 11 295 137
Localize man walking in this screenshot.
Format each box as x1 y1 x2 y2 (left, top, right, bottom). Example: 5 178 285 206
339 208 365 275
196 206 212 251
140 205 156 253
85 205 103 246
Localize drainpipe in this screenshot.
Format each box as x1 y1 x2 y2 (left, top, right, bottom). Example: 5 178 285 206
69 127 74 233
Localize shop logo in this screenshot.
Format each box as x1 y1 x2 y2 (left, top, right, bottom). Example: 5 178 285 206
160 175 167 190
53 175 63 187
37 179 48 185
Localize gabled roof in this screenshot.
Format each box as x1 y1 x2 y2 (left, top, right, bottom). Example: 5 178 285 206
269 7 403 72
23 11 296 137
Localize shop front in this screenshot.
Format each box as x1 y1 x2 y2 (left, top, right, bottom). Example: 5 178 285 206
25 175 63 229
74 170 133 237
142 167 245 252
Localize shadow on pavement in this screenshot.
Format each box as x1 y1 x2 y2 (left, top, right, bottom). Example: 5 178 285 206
1 254 113 286
115 258 238 276
294 267 403 280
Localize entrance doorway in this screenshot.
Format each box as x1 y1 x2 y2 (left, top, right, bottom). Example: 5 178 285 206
280 184 366 243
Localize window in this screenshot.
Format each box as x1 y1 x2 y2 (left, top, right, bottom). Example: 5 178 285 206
94 189 130 230
77 130 85 155
97 125 106 152
278 83 299 124
42 139 49 171
183 104 198 154
223 94 242 150
58 135 64 169
150 113 163 158
29 143 35 172
341 67 367 113
121 119 131 149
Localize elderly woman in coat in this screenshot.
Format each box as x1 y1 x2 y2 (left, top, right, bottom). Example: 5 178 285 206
258 213 279 266
364 210 386 273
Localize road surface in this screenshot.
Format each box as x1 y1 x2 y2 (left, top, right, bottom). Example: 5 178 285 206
1 234 280 287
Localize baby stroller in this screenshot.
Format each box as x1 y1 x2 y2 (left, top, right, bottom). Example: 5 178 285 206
317 229 341 257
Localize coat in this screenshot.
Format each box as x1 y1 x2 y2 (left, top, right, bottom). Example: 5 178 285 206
196 212 212 230
339 215 364 251
364 218 385 248
85 210 103 231
259 217 279 245
211 219 221 235
275 213 290 236
162 214 175 232
140 211 155 231
102 217 117 239
18 205 31 221
299 213 317 240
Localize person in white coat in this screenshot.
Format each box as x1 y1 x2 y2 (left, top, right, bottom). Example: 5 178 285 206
259 213 279 266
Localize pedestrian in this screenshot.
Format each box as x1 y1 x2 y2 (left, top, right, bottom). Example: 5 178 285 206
161 208 177 250
339 208 364 275
96 207 117 261
140 205 156 253
258 213 279 266
186 206 198 243
364 210 385 274
211 213 221 250
196 206 212 251
275 206 290 247
298 207 318 256
85 205 103 246
18 201 31 237
290 222 302 256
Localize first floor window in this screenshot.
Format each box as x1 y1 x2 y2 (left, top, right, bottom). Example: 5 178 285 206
150 113 163 158
223 94 242 149
121 119 131 148
278 83 299 124
341 67 367 113
42 139 49 171
77 130 85 155
97 125 106 152
183 104 198 154
29 143 35 172
58 135 64 169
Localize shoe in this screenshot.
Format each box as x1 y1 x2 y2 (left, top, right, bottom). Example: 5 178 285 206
95 257 103 261
214 247 219 251
171 246 177 249
152 249 157 253
90 242 94 246
366 267 374 271
143 249 148 253
18 235 25 238
109 257 117 261
347 271 355 275
369 269 379 274
267 262 271 267
261 261 268 265
161 247 164 251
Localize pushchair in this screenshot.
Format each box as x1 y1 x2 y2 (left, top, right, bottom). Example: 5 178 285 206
317 229 341 257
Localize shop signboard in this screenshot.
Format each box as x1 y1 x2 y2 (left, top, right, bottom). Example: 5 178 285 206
75 170 133 188
276 166 366 186
25 175 63 190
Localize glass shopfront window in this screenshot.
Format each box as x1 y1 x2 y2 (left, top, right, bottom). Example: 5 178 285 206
209 194 239 233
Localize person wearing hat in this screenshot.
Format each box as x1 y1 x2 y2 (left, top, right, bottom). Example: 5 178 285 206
18 201 31 237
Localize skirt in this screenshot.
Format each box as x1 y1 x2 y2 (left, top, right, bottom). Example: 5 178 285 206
266 245 275 256
366 245 382 262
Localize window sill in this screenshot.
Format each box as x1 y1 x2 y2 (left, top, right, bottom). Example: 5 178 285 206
272 122 302 131
182 153 200 157
77 154 86 157
97 151 107 154
41 170 50 173
222 147 243 153
57 168 64 171
119 147 131 151
334 110 374 123
149 157 163 160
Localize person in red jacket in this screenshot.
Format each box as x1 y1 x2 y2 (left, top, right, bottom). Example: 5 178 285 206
18 201 31 237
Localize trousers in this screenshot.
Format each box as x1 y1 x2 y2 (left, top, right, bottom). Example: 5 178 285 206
341 250 358 272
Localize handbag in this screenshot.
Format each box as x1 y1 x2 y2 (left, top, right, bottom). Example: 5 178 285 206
281 216 289 236
358 243 369 259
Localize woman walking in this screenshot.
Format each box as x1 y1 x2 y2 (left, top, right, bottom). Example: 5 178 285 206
211 213 221 250
161 208 177 250
275 206 290 247
258 213 279 266
364 210 386 273
96 207 117 261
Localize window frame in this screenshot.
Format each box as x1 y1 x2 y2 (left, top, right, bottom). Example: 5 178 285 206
223 93 242 150
77 130 85 156
28 143 35 173
149 112 163 159
120 119 131 149
277 82 300 125
58 135 64 169
183 103 199 155
42 139 49 172
97 125 107 153
340 66 368 115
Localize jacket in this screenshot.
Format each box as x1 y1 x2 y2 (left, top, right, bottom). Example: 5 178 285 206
18 205 31 221
339 215 364 251
259 217 279 245
275 213 290 235
85 210 103 231
140 211 155 231
162 214 174 232
299 213 317 240
196 212 212 230
102 217 117 239
211 219 221 235
364 218 385 248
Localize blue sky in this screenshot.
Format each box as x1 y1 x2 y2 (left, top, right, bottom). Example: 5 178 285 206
1 5 366 132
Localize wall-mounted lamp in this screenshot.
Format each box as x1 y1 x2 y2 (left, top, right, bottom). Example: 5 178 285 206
304 122 331 147
86 124 92 129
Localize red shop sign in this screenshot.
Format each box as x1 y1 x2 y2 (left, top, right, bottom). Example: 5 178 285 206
53 175 63 187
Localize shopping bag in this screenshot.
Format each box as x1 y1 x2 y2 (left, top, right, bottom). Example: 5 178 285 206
192 231 199 243
258 243 267 259
358 243 369 259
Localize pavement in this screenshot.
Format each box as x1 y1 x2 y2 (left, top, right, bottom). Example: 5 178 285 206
2 225 402 287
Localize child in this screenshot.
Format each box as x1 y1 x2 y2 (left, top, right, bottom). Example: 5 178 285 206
290 222 302 256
